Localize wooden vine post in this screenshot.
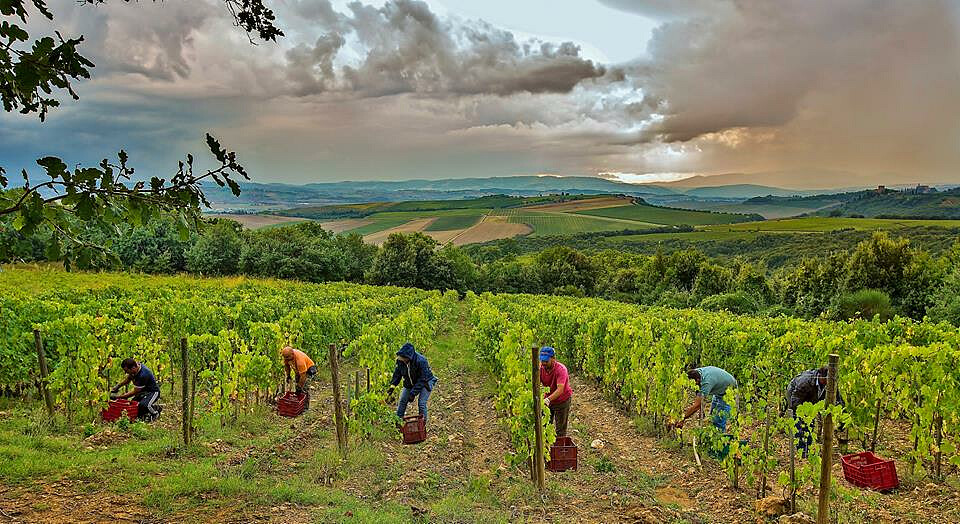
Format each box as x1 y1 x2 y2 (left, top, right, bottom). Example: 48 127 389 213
531 346 545 491
33 329 54 416
870 383 883 452
329 343 348 458
366 367 370 393
180 337 191 446
817 354 839 524
787 408 797 513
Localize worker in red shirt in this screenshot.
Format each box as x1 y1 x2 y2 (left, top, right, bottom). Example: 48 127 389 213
539 347 573 437
281 346 317 409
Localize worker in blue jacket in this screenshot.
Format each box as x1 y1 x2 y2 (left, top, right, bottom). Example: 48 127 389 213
389 342 438 425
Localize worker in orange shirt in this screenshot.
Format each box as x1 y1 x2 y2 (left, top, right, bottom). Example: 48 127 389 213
281 346 318 409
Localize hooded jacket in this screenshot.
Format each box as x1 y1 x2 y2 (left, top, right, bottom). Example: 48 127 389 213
390 343 437 396
785 369 845 412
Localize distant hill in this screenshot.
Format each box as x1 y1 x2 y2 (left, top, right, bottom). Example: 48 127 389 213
682 184 823 199
745 187 960 219
199 175 832 211
304 175 681 195
651 169 872 190
200 176 683 210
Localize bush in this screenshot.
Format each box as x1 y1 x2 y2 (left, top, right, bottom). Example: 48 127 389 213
927 269 960 326
835 289 893 321
698 291 761 315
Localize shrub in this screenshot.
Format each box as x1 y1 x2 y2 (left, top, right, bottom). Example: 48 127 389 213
698 291 761 315
835 289 893 321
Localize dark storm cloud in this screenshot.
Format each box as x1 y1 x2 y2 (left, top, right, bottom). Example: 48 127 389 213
283 0 607 97
608 1 960 148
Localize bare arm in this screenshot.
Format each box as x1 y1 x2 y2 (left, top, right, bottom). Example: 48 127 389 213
115 385 142 400
673 396 703 428
111 375 132 393
546 380 567 404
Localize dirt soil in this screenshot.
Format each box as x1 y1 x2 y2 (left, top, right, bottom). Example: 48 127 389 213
0 480 150 524
450 215 532 245
317 218 374 234
363 218 435 245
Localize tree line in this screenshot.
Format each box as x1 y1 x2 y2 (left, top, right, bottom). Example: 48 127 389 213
3 217 958 326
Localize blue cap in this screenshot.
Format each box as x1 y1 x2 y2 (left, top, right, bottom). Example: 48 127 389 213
539 347 555 361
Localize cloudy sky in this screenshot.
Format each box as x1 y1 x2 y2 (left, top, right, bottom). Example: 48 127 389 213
2 0 959 188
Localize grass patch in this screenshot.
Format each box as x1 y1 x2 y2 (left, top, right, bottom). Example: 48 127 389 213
342 217 412 235
425 214 482 231
496 209 656 236
710 216 960 232
578 203 753 226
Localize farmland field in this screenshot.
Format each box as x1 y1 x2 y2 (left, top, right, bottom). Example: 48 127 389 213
362 218 435 244
338 216 412 236
577 203 758 225
206 213 307 229
495 208 659 236
423 214 483 231
711 216 960 232
447 215 531 245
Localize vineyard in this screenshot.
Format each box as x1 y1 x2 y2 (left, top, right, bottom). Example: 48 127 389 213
466 291 960 521
0 267 958 522
0 267 457 434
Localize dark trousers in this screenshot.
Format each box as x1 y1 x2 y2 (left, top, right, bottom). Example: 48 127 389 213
297 365 318 409
549 398 571 437
132 391 160 421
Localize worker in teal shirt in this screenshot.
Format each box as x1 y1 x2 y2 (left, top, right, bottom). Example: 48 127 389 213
671 366 738 432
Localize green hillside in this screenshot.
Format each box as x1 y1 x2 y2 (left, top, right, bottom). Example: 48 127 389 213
576 202 760 225
277 194 607 220
744 188 960 219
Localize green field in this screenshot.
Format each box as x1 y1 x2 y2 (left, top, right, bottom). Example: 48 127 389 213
495 209 657 236
279 194 609 220
577 203 757 226
424 214 483 231
341 217 412 236
710 216 960 232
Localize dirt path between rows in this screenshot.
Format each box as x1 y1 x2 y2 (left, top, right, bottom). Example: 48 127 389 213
564 374 747 523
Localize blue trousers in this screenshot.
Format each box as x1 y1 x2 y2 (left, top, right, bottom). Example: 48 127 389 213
710 396 731 432
397 387 432 425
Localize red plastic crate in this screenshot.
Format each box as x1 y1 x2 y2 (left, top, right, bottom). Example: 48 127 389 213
841 452 899 491
401 415 427 444
277 392 307 417
547 436 578 472
101 399 139 422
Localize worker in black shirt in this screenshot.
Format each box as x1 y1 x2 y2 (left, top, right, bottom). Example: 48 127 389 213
785 367 845 457
111 358 162 422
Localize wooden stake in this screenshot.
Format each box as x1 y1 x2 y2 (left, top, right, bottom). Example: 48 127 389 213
329 343 347 458
934 402 943 480
692 435 702 470
180 337 191 446
33 330 54 416
366 367 370 393
871 390 883 452
531 346 545 491
817 354 839 524
787 408 797 514
759 393 773 498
